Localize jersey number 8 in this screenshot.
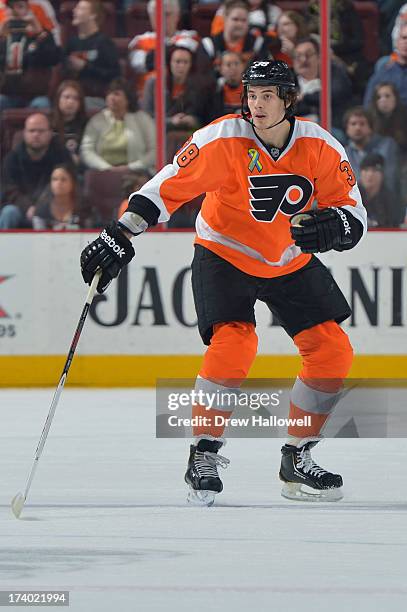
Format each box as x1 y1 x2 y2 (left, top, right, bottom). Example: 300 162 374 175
177 144 199 167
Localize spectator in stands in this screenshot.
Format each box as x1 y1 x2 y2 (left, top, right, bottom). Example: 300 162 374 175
0 0 61 111
143 38 212 129
0 113 72 228
379 0 406 55
211 0 282 36
198 0 269 76
359 153 402 227
374 3 407 74
63 0 120 110
128 0 199 98
307 0 366 92
51 80 87 166
247 0 281 33
369 82 407 154
80 77 156 173
293 37 352 134
117 169 152 219
32 163 85 230
0 0 60 44
344 106 400 192
364 22 407 107
390 3 407 53
210 50 244 119
270 10 308 67
369 80 407 219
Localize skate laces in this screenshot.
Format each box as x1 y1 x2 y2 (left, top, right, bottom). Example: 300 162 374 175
297 448 328 478
194 451 230 478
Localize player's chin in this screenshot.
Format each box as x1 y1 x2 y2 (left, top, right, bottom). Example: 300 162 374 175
252 117 268 128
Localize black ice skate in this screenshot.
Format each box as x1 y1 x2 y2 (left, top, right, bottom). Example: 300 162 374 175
279 440 343 502
185 438 230 507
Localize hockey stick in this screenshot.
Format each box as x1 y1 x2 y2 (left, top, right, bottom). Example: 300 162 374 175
11 271 101 519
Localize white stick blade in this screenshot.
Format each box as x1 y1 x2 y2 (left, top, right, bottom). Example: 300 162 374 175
11 492 25 519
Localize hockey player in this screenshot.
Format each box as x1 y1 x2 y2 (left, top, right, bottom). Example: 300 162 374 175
80 60 367 505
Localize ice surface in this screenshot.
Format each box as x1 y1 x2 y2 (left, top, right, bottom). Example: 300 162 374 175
1 389 406 611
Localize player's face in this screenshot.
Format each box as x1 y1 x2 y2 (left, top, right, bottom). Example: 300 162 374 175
375 85 396 115
247 86 286 129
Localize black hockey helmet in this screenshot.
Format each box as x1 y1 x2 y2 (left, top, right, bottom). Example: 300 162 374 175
242 60 297 88
241 60 298 121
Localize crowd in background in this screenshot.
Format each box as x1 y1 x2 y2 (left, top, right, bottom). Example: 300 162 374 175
0 0 406 230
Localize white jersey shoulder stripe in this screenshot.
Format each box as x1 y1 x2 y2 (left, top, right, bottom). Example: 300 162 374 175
295 118 347 158
192 116 253 150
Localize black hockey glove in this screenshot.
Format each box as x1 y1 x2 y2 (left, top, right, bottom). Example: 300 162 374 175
80 222 135 293
290 208 363 254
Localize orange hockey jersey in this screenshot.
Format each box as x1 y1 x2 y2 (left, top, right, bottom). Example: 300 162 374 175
124 115 367 278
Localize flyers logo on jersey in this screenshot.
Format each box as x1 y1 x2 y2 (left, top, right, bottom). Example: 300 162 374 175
248 174 313 222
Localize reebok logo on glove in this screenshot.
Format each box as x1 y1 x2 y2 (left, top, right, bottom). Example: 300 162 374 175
81 221 135 294
332 207 351 236
100 229 126 258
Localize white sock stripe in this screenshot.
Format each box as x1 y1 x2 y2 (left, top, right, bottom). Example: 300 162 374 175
291 377 341 415
194 376 242 411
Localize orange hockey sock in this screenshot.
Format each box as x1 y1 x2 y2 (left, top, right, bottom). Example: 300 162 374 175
288 321 353 438
192 321 258 438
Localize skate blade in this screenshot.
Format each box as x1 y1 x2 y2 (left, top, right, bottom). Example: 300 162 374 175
281 482 343 502
187 488 217 507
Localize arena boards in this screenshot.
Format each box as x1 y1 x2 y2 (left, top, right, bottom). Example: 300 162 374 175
0 231 406 386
